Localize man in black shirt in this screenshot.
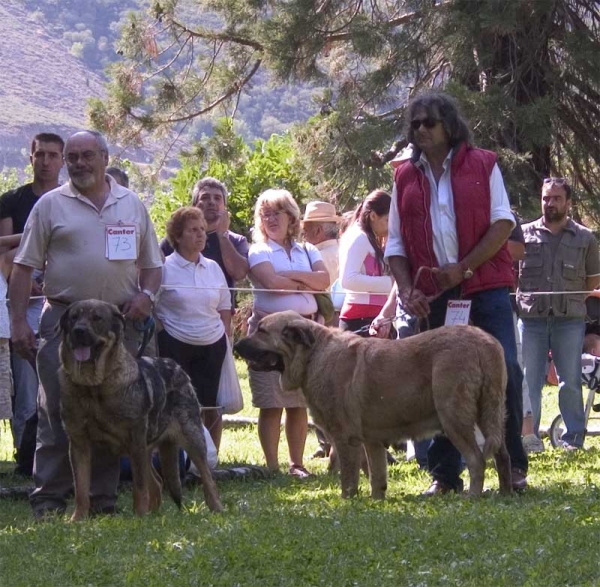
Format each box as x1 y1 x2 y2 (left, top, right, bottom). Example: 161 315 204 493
160 177 249 311
0 132 64 471
0 133 65 236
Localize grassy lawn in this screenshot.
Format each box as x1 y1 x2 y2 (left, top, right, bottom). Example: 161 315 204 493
1 361 600 586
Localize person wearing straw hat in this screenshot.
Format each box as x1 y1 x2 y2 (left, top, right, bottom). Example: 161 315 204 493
301 201 342 289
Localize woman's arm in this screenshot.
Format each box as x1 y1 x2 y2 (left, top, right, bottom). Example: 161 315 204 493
340 231 393 293
250 261 306 292
278 260 329 291
219 309 232 338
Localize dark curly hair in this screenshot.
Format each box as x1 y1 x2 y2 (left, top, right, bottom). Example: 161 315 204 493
406 91 471 154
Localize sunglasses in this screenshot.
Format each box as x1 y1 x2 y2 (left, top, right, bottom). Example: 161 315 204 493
543 177 569 187
410 117 440 131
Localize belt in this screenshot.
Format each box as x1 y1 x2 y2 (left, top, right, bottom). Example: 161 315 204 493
46 298 71 307
47 298 128 313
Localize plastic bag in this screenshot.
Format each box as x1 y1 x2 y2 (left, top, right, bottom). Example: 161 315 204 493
216 336 244 414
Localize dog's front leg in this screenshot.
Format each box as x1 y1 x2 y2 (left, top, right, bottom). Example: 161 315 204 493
334 440 361 498
363 441 388 500
129 437 151 516
69 439 92 521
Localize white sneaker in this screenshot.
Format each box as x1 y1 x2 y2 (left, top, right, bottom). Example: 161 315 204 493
522 434 545 453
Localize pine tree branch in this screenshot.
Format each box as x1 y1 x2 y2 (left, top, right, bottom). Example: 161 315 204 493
126 58 263 124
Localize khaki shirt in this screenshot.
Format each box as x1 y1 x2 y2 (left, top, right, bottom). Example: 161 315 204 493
517 217 600 318
315 238 339 289
15 176 163 306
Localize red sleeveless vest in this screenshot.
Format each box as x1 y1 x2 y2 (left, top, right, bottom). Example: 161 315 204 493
393 142 514 297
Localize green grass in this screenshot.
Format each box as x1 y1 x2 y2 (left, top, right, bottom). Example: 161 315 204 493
2 363 600 586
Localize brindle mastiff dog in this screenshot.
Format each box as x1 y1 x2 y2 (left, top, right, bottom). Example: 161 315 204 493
59 300 223 520
235 311 512 499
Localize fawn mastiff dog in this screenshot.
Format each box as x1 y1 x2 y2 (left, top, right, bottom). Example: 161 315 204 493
59 300 223 520
235 311 512 499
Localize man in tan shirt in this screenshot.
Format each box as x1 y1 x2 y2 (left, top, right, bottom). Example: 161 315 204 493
10 130 163 520
301 201 341 288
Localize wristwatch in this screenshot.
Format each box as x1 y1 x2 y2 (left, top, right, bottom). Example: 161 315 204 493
141 289 156 305
462 265 474 280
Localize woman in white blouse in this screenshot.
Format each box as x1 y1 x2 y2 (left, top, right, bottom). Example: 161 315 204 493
155 206 231 452
338 189 393 335
248 189 329 478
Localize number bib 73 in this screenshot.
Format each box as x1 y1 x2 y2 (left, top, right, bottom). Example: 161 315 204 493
105 224 137 260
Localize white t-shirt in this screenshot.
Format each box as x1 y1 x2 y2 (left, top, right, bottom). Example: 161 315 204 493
248 239 322 315
156 251 231 346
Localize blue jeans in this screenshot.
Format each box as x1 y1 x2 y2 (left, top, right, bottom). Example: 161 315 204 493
519 317 586 447
425 287 527 488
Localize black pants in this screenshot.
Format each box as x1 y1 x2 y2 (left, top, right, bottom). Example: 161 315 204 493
157 331 227 407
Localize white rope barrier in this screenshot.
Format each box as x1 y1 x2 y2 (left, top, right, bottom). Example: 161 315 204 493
1 286 599 303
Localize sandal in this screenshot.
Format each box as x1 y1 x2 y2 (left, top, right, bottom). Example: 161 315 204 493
288 464 313 479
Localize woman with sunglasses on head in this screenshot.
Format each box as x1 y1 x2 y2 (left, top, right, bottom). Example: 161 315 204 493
247 189 329 478
338 189 394 336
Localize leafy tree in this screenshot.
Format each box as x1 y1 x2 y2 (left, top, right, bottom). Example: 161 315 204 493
92 0 600 219
150 118 312 238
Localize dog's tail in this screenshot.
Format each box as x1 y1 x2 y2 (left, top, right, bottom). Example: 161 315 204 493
477 340 508 460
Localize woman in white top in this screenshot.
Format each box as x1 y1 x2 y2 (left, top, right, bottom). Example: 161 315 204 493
338 189 393 335
248 189 329 478
155 206 231 452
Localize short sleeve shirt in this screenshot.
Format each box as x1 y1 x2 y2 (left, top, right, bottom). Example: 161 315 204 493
0 183 39 233
248 239 321 314
161 229 249 306
15 176 163 306
155 251 231 345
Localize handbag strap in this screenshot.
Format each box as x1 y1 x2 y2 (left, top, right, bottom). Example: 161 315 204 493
302 243 314 270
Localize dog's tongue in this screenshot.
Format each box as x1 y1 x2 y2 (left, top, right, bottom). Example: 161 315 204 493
73 347 91 362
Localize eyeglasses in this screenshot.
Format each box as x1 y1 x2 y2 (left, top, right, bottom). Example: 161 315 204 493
543 177 569 187
260 210 286 221
65 150 103 164
410 117 440 131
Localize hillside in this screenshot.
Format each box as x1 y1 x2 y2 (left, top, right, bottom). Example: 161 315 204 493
0 0 108 169
0 0 318 174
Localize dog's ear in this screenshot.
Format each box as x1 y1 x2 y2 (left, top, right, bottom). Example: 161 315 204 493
58 306 72 335
282 322 315 348
111 307 126 339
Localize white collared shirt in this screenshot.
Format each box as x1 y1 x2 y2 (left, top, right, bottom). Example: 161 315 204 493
156 251 231 346
248 239 321 314
385 150 514 264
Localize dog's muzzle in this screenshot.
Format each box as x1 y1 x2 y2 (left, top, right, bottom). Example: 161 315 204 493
234 339 285 372
69 324 100 362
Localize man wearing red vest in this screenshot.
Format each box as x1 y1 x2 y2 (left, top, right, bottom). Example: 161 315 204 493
385 91 528 494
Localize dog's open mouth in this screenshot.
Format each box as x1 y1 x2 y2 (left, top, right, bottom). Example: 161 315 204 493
71 340 104 363
247 351 284 372
73 346 92 362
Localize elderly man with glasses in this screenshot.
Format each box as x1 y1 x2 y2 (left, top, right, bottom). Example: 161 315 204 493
9 130 163 519
517 177 600 450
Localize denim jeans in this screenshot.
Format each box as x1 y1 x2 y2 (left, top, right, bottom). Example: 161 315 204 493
519 316 586 447
10 352 38 449
425 287 527 488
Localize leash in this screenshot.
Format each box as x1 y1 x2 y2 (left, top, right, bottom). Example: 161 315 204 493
133 316 156 358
